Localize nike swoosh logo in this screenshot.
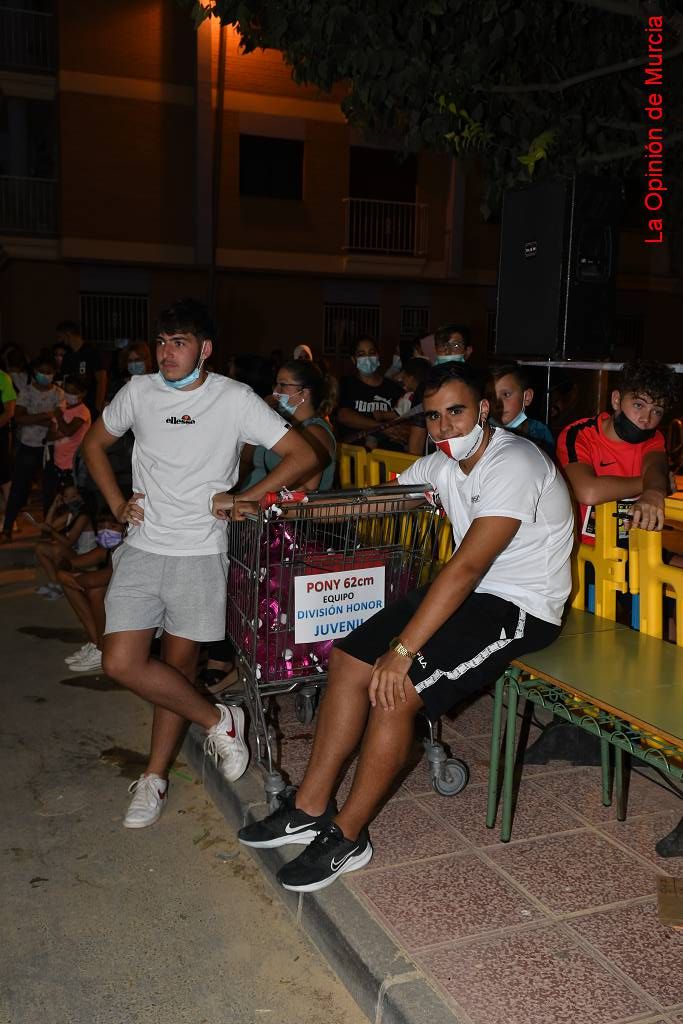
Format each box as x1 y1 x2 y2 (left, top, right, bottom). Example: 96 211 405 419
224 710 236 738
284 822 313 834
331 847 359 871
599 461 616 467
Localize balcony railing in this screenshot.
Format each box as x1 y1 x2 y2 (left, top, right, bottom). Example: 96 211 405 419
0 7 56 72
342 198 428 257
0 176 57 235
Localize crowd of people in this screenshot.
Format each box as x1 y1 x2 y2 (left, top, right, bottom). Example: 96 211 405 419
1 298 681 873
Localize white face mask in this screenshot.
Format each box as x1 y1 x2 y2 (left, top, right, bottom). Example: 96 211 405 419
434 403 486 461
64 393 82 407
506 408 527 429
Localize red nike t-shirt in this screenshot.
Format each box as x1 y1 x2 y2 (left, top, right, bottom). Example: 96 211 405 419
557 411 665 543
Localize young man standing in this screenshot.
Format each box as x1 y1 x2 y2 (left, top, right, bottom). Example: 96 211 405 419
83 300 315 829
57 320 108 416
239 362 575 891
557 360 676 542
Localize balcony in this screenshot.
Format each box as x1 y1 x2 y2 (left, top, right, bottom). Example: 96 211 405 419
0 175 57 235
342 198 428 257
0 7 56 73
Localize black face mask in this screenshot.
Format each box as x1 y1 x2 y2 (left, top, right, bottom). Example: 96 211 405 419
613 411 656 445
65 500 83 515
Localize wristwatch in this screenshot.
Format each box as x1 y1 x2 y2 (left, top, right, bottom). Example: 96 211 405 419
389 636 420 660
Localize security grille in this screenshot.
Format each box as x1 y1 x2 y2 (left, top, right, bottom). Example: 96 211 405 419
80 293 149 345
322 303 381 356
399 306 429 341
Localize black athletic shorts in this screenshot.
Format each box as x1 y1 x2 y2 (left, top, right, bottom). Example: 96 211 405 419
334 587 561 721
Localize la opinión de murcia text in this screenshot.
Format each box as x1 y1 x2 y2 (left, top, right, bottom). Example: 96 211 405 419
644 16 665 245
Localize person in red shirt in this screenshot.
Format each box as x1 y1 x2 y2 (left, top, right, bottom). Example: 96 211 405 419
557 360 677 543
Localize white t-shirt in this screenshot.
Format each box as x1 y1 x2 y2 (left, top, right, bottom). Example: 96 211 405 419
103 372 289 556
17 382 64 447
399 428 574 625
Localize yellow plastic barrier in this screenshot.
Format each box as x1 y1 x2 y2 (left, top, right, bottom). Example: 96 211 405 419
367 448 418 486
337 444 368 488
628 497 683 646
571 501 628 620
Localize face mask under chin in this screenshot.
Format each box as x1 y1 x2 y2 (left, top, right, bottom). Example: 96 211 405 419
613 410 656 444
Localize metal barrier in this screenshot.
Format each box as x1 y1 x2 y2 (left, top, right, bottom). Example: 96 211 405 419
336 444 368 488
0 176 57 235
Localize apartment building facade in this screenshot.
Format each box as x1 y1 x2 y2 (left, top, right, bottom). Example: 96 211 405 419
0 0 680 367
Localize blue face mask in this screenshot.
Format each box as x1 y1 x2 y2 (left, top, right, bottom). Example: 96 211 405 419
356 356 380 375
161 343 206 390
96 528 122 549
34 371 54 386
506 409 527 429
128 361 146 376
273 390 303 417
434 354 465 365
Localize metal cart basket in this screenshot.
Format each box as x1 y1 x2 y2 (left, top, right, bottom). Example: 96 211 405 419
224 485 469 804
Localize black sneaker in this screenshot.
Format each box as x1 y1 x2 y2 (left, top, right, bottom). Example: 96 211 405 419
655 816 683 858
238 787 336 849
277 821 373 892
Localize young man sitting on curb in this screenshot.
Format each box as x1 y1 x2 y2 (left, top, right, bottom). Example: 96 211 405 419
238 361 575 892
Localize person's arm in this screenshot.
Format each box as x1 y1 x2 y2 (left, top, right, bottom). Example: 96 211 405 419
336 406 385 431
292 423 335 490
70 546 108 571
368 515 521 710
54 408 86 437
212 428 318 517
407 425 427 455
81 418 144 526
94 369 107 413
0 399 15 429
562 461 643 507
632 450 669 530
14 403 52 427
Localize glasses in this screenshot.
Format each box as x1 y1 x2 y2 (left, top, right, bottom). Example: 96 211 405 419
436 340 465 353
274 381 303 392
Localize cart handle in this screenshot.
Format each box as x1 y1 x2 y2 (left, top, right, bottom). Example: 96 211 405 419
259 484 434 509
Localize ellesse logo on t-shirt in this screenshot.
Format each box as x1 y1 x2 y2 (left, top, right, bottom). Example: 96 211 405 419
165 414 196 425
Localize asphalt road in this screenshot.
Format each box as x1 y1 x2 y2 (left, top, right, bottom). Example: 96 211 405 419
1 564 368 1024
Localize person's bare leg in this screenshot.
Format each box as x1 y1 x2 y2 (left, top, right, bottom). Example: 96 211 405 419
60 579 98 644
334 685 423 840
102 629 221 731
87 587 107 646
146 632 201 778
295 648 375 816
36 542 64 583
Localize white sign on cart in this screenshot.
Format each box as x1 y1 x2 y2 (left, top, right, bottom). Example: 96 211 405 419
294 567 386 643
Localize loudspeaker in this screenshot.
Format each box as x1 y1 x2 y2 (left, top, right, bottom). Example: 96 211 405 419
495 176 623 358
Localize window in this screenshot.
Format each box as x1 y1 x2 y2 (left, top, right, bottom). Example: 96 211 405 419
80 293 149 345
323 303 381 357
400 306 429 341
239 135 304 200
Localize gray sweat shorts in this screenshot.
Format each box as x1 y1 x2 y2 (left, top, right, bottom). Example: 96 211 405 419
104 543 228 643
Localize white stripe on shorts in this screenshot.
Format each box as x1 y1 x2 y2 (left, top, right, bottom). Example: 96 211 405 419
414 607 527 694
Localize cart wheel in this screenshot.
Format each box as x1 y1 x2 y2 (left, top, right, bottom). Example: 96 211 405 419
294 692 316 725
432 758 469 796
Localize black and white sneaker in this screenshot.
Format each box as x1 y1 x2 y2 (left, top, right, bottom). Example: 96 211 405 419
277 822 373 892
238 787 336 849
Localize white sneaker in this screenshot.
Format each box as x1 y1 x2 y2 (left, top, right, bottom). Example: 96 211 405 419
123 774 168 829
35 584 54 596
68 646 102 672
65 642 95 665
204 704 249 783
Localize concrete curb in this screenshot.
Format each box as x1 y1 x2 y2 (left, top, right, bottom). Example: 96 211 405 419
0 543 36 571
184 725 461 1024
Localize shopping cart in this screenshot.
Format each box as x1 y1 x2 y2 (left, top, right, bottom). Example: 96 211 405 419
224 485 469 806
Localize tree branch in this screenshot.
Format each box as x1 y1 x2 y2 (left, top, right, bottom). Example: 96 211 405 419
577 129 683 164
483 29 683 95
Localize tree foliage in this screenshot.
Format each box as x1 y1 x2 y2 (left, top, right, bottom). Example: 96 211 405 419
185 0 682 233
